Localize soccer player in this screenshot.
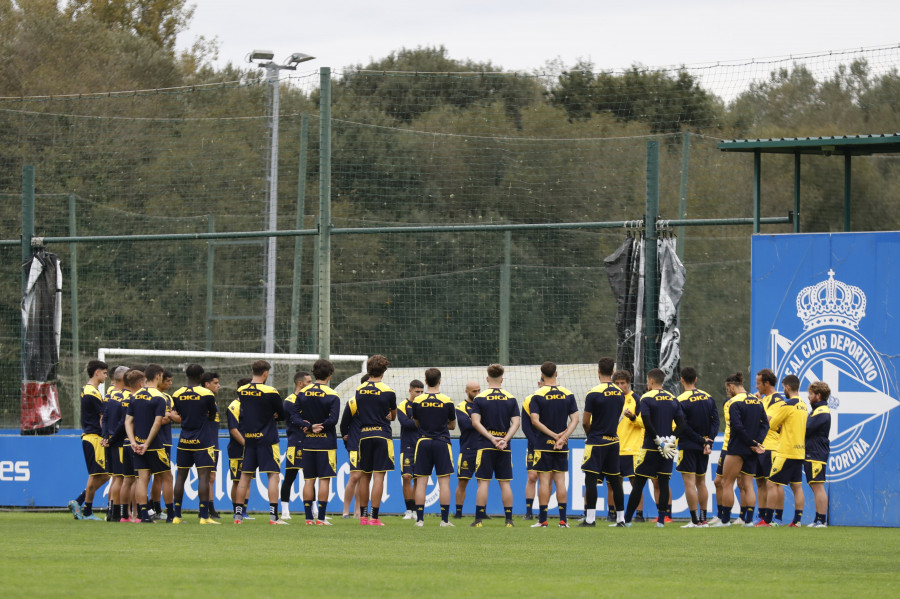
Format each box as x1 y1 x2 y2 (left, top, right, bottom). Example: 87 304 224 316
69 359 110 521
755 368 785 526
104 366 130 522
520 378 540 521
805 381 831 528
227 377 252 521
411 368 456 527
118 369 144 521
712 372 769 527
355 355 397 526
125 363 172 523
581 357 627 527
469 363 520 528
201 371 223 519
397 379 424 519
149 369 177 521
676 366 717 527
339 374 368 519
281 371 312 520
234 360 286 524
296 359 341 525
529 361 579 528
623 368 704 527
453 380 480 519
763 374 807 527
170 364 219 524
613 370 646 522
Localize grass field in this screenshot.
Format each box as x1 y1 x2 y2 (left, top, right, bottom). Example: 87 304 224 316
1 512 898 598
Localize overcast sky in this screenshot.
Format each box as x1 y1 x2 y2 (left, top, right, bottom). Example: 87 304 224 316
178 0 898 78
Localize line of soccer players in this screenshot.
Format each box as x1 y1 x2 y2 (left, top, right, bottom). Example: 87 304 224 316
69 356 832 527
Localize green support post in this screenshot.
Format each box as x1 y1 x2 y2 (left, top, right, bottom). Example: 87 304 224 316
794 153 801 233
844 153 852 232
205 215 215 352
753 150 761 234
311 216 319 353
676 131 690 260
499 230 511 364
21 167 36 426
644 141 660 373
289 115 309 355
69 193 80 407
317 67 332 359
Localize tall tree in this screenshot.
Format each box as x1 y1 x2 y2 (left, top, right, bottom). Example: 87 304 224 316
64 0 194 51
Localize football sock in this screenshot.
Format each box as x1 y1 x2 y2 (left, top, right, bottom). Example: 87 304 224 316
232 503 240 517
164 501 171 519
792 510 803 525
722 506 731 524
441 504 450 523
774 508 784 521
504 507 512 521
559 503 567 523
361 505 369 518
455 504 463 518
208 499 215 514
745 506 755 523
539 505 548 523
269 503 278 521
174 502 183 518
76 490 86 505
371 507 380 520
700 509 707 522
199 501 209 520
152 500 162 515
585 509 596 524
304 500 314 521
525 498 533 516
475 505 486 521
139 504 150 521
690 509 699 524
405 499 415 512
83 502 93 517
815 513 826 524
317 500 327 520
764 508 774 523
416 504 425 522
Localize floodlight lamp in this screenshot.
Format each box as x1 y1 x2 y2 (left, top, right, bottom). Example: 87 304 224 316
287 53 315 65
249 49 275 62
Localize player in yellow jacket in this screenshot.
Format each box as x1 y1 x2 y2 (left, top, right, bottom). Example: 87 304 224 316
762 374 808 527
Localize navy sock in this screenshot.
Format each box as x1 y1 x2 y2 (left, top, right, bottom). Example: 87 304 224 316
416 504 425 522
317 500 327 520
525 498 533 516
455 504 463 517
405 499 415 511
539 505 548 523
83 502 93 517
774 508 784 521
76 490 86 505
504 506 512 521
475 505 486 520
815 512 826 524
304 500 314 521
559 503 567 523
440 504 449 523
199 501 209 519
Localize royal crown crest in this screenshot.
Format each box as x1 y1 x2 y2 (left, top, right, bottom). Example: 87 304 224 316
796 269 866 330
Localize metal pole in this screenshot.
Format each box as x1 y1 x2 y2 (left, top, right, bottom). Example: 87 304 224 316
644 141 660 373
21 167 36 426
676 131 690 260
289 115 309 355
318 67 332 359
311 215 319 353
794 152 801 233
753 150 761 234
205 215 215 352
69 193 80 408
844 153 852 232
264 63 280 354
499 230 511 364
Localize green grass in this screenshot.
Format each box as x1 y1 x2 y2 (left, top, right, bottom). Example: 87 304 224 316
1 512 898 598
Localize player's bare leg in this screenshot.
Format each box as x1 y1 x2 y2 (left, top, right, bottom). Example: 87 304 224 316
342 470 361 517
454 476 470 518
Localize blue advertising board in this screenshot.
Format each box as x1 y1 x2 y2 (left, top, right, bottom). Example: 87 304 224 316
751 232 900 527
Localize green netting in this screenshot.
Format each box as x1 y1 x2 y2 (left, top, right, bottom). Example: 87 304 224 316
3 46 900 429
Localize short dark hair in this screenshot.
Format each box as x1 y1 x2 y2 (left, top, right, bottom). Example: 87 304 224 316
809 381 831 401
312 359 334 381
725 371 744 385
613 370 632 383
597 358 615 377
782 374 800 392
86 360 108 377
409 379 424 390
201 372 219 386
424 368 440 388
757 368 777 386
487 364 504 379
125 369 145 388
185 363 205 381
367 355 390 377
144 363 165 382
647 368 665 385
236 377 251 389
294 371 311 384
680 366 698 384
251 360 271 376
540 361 556 379
360 373 370 384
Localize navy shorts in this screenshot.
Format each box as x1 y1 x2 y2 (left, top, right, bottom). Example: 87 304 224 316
400 446 415 477
676 449 710 476
619 454 636 477
358 437 394 473
176 444 216 469
112 445 136 478
805 460 827 484
302 449 337 479
414 438 454 477
533 450 568 473
582 443 620 477
242 442 281 474
715 451 727 477
769 456 804 485
736 452 758 476
81 435 107 475
348 447 361 473
634 448 674 479
457 449 477 480
285 438 303 471
132 448 171 475
474 448 513 481
755 450 773 480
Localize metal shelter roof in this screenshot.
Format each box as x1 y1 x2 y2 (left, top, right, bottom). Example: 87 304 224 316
718 133 900 156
